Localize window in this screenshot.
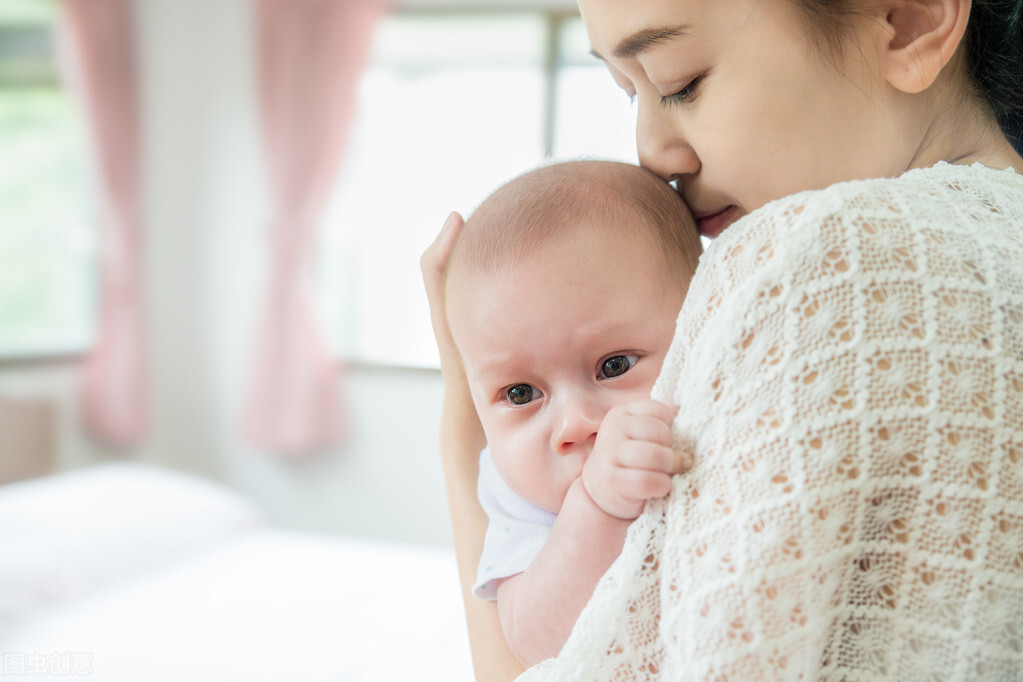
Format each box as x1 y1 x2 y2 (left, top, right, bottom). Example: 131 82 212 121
319 11 636 368
0 0 94 358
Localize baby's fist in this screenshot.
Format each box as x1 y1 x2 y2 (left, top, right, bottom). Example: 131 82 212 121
581 399 684 520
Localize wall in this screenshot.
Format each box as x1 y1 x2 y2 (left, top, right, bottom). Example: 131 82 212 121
0 0 455 548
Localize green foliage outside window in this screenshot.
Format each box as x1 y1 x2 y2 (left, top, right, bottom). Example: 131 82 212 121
0 0 94 357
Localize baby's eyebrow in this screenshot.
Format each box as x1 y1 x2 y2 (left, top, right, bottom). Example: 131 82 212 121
591 24 691 60
468 356 520 387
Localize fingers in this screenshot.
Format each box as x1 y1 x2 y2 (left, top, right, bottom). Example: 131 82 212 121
421 212 466 372
601 399 676 448
618 414 673 447
600 399 692 475
583 399 693 518
617 440 680 475
580 460 675 520
607 466 675 501
671 448 693 474
420 211 464 281
615 397 678 423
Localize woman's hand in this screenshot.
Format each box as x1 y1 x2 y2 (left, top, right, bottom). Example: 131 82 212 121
422 212 521 681
421 210 485 467
421 211 465 377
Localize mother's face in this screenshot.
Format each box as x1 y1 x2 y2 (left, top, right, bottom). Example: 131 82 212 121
580 0 924 238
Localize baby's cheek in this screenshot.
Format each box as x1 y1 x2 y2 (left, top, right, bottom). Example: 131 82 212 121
628 367 663 401
536 460 583 515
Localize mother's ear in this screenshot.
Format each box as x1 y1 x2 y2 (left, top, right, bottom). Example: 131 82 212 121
881 0 970 93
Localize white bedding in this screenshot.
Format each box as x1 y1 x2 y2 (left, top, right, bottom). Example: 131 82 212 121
1 464 472 681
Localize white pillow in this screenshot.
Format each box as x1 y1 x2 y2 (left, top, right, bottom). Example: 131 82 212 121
0 463 262 623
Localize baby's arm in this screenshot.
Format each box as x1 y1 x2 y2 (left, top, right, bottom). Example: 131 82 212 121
496 398 685 667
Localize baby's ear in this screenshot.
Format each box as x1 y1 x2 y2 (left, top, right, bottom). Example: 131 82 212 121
881 0 970 94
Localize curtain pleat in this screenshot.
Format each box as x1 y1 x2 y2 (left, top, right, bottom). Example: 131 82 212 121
244 0 387 455
59 0 146 448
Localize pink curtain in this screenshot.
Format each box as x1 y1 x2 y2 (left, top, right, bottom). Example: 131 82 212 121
244 0 386 455
59 0 146 447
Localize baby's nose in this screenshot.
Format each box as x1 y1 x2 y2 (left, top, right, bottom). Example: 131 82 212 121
551 395 602 456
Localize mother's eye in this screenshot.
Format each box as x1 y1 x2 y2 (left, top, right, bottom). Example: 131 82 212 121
660 76 702 108
600 355 637 379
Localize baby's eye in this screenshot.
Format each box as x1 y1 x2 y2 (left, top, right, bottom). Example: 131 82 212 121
600 355 638 379
505 384 539 406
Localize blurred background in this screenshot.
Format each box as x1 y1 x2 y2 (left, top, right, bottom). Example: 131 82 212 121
0 0 638 549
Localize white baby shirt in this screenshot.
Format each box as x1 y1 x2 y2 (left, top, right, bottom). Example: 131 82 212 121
473 447 557 600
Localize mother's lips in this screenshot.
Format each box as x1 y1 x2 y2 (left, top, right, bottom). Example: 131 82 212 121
693 206 738 239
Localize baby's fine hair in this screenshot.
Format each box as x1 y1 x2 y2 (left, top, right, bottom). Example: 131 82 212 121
447 160 703 296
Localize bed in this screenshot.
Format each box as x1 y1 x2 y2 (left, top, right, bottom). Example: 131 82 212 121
0 463 473 681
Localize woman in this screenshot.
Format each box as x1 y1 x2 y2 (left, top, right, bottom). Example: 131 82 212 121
423 0 1023 679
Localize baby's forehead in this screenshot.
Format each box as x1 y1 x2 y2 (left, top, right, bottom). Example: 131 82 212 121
450 222 672 309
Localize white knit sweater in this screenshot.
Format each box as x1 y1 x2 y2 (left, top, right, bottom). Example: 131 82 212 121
519 163 1023 681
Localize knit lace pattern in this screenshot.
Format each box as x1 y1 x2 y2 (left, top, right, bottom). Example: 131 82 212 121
518 163 1023 681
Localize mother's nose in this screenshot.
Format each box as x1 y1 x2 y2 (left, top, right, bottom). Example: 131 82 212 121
636 101 700 183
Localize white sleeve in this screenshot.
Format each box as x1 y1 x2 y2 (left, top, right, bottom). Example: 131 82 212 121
473 447 558 600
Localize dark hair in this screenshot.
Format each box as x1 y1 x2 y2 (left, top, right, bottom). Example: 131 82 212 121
961 0 1023 154
796 0 1023 155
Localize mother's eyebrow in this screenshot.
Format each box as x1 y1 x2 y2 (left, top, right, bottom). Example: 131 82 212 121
591 25 691 60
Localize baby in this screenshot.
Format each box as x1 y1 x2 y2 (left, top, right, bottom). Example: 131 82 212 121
444 160 703 666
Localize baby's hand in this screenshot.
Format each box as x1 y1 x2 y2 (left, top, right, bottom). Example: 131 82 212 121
581 399 686 520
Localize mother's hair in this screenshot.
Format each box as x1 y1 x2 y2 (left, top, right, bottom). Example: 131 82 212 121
961 0 1023 153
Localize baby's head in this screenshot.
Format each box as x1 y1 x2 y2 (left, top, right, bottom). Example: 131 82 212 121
446 160 701 512
446 160 699 299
